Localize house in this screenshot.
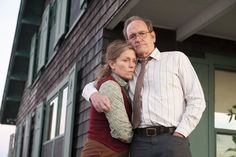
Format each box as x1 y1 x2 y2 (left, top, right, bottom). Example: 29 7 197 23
1 0 236 157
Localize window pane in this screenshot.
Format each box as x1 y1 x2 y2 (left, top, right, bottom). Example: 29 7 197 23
29 114 35 156
215 112 236 130
59 87 68 135
69 0 81 26
69 0 92 26
48 2 57 58
48 97 58 140
215 70 236 130
216 134 236 157
20 126 25 157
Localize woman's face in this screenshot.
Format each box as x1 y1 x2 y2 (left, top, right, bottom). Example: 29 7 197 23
109 49 136 80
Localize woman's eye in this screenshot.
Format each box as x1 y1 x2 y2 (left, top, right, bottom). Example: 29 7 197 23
122 59 129 62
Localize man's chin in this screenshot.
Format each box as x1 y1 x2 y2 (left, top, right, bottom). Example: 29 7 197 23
136 52 146 58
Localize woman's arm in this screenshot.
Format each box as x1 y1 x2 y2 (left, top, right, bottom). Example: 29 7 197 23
99 80 133 143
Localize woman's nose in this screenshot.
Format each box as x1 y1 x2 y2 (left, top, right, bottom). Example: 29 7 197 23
129 61 136 68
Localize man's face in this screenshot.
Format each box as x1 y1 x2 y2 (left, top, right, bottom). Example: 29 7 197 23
126 20 156 59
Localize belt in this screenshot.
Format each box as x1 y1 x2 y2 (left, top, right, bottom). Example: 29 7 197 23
134 126 176 136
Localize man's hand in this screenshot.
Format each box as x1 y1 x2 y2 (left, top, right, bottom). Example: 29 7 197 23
90 92 111 112
173 132 185 138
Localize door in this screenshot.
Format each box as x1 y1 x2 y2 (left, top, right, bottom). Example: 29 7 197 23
189 60 210 157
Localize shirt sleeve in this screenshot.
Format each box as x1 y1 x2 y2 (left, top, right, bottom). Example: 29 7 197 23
175 52 206 137
99 80 133 143
82 81 98 102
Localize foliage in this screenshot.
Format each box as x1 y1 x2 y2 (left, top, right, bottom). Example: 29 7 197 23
227 104 236 122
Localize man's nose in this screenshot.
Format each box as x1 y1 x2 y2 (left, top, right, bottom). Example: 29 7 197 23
134 34 143 41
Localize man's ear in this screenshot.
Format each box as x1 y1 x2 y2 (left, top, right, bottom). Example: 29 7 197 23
151 31 156 43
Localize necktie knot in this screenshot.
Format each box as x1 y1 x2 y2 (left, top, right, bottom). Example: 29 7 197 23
138 59 148 64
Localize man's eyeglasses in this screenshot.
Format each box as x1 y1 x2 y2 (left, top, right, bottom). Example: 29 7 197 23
128 31 151 41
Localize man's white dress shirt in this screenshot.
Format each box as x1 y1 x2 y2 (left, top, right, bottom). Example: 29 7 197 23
82 48 206 137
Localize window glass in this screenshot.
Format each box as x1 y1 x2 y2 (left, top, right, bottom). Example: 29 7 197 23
20 126 25 157
215 70 236 157
69 0 81 26
69 0 92 27
215 70 236 130
216 134 236 157
59 87 68 135
48 96 58 140
45 84 69 141
215 112 236 130
29 114 35 156
48 1 57 59
33 46 39 80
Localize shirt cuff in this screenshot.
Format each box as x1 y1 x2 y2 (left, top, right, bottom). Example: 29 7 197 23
175 127 190 138
82 81 97 102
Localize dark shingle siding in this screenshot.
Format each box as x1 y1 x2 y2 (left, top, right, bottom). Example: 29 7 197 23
17 0 128 156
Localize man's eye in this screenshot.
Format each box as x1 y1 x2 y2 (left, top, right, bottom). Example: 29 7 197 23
129 34 135 39
139 32 145 35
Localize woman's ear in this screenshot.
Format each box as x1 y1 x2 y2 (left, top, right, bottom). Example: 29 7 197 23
108 60 115 70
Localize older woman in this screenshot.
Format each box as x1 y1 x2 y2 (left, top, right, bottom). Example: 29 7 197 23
81 40 136 157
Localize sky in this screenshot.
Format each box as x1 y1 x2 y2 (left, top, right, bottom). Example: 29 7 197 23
0 1 21 157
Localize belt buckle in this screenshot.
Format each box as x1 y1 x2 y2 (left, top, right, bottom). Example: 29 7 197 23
146 128 157 136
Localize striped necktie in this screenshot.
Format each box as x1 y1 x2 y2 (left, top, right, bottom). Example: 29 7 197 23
132 59 148 128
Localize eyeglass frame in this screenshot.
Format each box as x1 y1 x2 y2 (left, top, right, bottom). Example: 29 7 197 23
128 31 152 41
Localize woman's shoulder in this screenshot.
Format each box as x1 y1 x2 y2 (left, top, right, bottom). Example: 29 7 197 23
99 79 120 91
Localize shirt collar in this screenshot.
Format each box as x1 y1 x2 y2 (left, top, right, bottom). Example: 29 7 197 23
111 73 128 87
149 48 161 61
137 48 161 62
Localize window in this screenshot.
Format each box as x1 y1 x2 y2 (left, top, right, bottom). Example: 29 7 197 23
216 134 236 157
59 87 68 134
36 0 68 73
20 126 25 157
28 2 57 85
41 64 77 157
27 0 92 86
215 70 236 157
28 33 39 86
48 1 57 59
69 0 92 27
29 114 35 157
45 85 68 141
215 70 236 130
48 96 58 140
37 5 50 72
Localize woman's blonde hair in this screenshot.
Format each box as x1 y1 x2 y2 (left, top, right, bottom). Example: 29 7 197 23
96 40 135 82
